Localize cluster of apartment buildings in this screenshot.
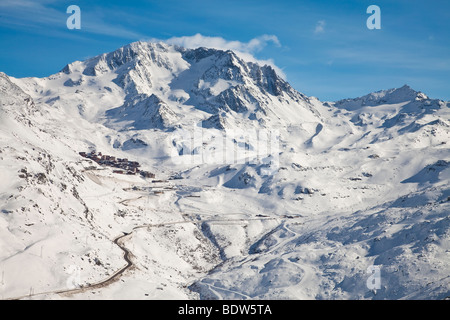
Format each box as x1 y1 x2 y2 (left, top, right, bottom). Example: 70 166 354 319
79 151 155 178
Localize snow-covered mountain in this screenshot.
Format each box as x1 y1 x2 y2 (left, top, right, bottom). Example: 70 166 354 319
334 85 430 109
0 41 449 300
24 41 320 132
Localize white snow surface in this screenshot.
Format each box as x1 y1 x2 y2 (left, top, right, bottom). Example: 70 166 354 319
0 41 449 300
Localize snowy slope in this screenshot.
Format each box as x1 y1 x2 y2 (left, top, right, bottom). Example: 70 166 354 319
0 71 219 300
0 41 449 300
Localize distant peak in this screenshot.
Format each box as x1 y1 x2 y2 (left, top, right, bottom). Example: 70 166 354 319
387 84 428 101
335 84 429 109
395 84 419 95
399 84 412 90
369 85 419 101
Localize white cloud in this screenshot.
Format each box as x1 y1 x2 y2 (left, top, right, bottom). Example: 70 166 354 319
314 20 326 34
160 33 286 79
164 33 280 53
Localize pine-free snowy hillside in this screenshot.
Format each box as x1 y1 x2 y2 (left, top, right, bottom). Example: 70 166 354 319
1 41 449 300
331 85 449 145
334 85 429 109
0 71 220 300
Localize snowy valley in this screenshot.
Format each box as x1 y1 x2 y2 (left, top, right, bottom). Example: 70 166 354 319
0 41 449 300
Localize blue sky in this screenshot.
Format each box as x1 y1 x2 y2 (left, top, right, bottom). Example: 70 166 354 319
0 0 449 101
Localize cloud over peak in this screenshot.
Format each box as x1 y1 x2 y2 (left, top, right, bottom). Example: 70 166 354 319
164 33 280 53
159 33 286 79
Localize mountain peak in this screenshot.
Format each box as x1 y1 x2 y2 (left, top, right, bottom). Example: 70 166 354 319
41 41 320 130
334 84 429 110
360 84 426 104
385 84 428 101
61 41 174 76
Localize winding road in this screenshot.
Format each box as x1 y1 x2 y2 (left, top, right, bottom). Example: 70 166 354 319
5 215 287 300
